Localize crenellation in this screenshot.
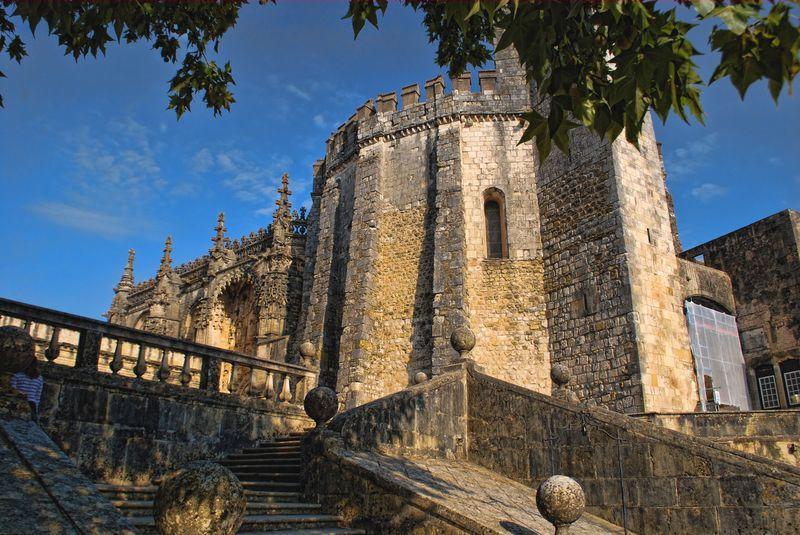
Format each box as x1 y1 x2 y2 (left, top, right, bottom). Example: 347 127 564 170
376 91 397 113
356 99 374 121
451 72 472 94
400 83 420 109
424 75 445 101
477 70 497 93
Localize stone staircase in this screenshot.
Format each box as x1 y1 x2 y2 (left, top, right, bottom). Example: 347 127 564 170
97 433 363 535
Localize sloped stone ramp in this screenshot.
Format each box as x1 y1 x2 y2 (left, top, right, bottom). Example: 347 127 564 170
327 447 626 534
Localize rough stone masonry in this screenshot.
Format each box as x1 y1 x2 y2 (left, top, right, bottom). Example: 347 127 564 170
110 44 798 417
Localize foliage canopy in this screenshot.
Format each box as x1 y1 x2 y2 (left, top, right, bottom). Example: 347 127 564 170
1 1 798 160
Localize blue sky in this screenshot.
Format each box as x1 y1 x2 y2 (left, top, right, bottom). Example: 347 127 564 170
0 3 797 319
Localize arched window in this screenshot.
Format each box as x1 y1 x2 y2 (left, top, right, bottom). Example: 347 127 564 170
483 188 508 259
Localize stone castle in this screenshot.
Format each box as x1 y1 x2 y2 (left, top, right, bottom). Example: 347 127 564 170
3 44 800 535
106 46 799 416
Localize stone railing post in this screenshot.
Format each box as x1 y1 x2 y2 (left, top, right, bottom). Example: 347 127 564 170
200 356 222 392
44 326 61 362
134 344 148 378
75 328 102 369
110 339 124 374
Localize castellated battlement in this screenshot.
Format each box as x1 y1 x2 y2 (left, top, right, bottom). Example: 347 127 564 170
322 68 528 172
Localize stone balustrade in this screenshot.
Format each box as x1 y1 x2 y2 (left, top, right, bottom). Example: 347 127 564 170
0 297 316 407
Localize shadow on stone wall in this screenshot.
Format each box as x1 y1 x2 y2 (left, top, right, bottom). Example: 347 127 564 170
408 140 438 382
39 363 311 485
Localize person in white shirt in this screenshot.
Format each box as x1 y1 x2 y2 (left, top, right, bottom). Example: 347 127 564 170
10 359 44 422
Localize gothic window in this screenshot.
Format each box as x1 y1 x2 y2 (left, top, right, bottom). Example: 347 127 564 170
483 188 508 259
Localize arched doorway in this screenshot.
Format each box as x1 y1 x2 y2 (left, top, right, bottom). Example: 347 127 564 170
207 277 258 395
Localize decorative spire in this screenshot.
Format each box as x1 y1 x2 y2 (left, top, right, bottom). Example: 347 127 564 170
211 212 227 252
273 173 293 224
158 236 173 276
115 249 135 293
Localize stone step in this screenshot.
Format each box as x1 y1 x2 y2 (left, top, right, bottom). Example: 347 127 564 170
111 500 322 516
239 529 365 535
227 463 302 473
243 491 303 503
100 486 302 503
241 446 302 454
96 484 158 493
234 472 301 483
127 514 344 531
241 481 302 492
230 452 302 466
240 514 344 531
261 438 302 445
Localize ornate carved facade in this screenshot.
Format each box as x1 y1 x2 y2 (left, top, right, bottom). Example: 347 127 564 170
107 175 308 371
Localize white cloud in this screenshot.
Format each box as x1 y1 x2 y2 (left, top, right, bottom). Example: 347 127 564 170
768 156 781 166
255 207 273 217
192 148 214 173
690 182 728 202
665 132 719 180
29 202 148 237
193 148 292 203
313 114 327 128
286 84 311 101
71 117 165 200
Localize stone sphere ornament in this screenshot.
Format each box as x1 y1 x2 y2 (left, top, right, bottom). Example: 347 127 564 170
299 341 316 362
550 364 572 387
303 386 338 428
450 326 476 356
414 371 428 384
536 475 586 534
0 326 36 375
154 461 246 535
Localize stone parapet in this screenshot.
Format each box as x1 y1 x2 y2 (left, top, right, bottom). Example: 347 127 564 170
322 69 530 174
308 363 800 534
637 409 800 467
39 363 311 485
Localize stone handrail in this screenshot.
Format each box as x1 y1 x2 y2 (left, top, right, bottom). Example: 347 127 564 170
0 297 316 405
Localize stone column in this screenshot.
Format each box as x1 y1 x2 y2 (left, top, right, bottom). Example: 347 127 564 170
746 367 761 409
772 359 789 408
336 144 384 408
75 329 102 370
431 122 469 375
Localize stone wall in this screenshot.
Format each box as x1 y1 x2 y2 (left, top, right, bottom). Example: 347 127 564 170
536 123 643 411
466 260 550 392
678 257 737 314
327 371 467 459
682 209 800 376
638 410 800 467
39 363 311 485
535 108 698 413
299 161 356 388
612 118 698 413
460 118 550 393
304 365 800 533
1 415 136 534
467 370 800 533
